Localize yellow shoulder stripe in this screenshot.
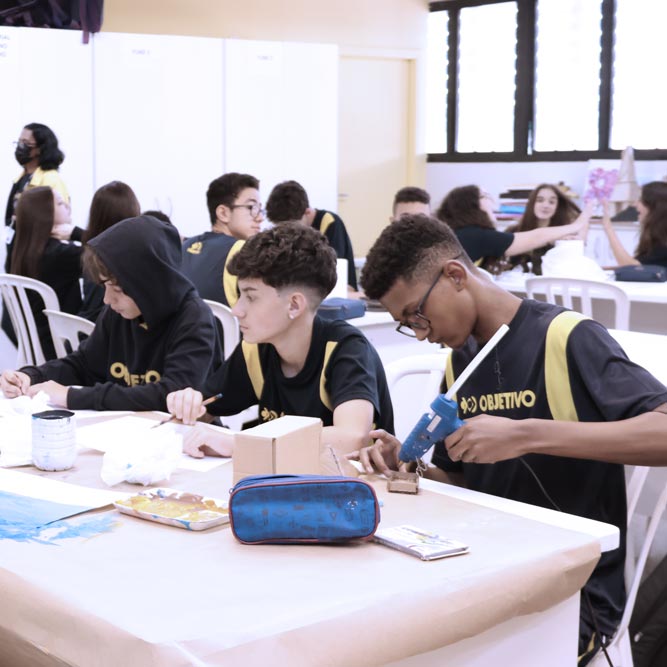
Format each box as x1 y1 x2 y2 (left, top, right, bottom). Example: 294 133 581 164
242 341 263 399
444 350 456 402
545 310 589 422
223 240 245 306
320 212 335 235
319 341 336 411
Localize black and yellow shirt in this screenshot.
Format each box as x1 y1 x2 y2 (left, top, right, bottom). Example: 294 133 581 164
181 231 243 306
206 316 393 431
433 298 667 640
312 209 358 290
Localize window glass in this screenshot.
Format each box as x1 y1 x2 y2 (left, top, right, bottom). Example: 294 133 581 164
611 0 667 149
426 11 449 153
457 2 517 152
534 0 602 151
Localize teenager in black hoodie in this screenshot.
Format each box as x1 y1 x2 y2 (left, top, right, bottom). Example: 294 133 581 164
1 215 224 411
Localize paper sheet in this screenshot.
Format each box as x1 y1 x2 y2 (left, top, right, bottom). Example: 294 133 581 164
0 468 129 506
76 416 229 472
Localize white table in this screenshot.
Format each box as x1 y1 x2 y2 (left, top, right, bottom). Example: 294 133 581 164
0 426 618 667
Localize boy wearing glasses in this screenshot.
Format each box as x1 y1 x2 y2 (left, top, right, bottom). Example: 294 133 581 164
166 222 393 459
354 213 667 665
265 180 358 291
181 172 264 306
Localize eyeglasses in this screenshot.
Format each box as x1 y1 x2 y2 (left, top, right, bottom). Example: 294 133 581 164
230 203 265 218
13 141 37 149
395 271 443 338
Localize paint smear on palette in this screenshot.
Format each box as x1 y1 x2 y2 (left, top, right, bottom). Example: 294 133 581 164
0 490 116 544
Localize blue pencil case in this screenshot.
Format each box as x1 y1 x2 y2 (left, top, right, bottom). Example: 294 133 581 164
228 474 380 544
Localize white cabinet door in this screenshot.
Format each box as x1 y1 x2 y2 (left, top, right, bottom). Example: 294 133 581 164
224 39 338 213
93 32 224 238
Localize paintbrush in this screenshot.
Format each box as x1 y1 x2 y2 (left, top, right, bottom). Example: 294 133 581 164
151 392 224 429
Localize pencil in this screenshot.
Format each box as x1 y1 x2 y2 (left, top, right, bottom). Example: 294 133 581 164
151 392 224 428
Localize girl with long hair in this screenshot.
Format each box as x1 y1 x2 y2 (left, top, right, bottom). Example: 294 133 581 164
601 181 667 269
9 186 82 359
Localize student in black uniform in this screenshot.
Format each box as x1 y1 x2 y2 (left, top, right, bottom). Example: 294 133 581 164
0 215 224 412
601 181 667 269
78 181 141 322
353 214 667 666
181 173 263 306
166 222 393 459
265 180 358 291
391 186 431 221
8 186 82 360
437 185 591 272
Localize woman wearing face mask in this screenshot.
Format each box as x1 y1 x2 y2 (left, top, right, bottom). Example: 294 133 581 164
7 186 83 360
506 183 584 274
5 123 69 229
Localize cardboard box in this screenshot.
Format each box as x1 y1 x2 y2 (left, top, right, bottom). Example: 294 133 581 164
233 416 322 484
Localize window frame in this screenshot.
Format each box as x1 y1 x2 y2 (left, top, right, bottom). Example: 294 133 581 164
428 0 667 162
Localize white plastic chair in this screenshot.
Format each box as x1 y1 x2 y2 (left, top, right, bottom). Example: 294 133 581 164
525 277 630 330
384 350 452 460
0 273 60 366
203 299 256 429
588 465 667 667
203 299 240 360
43 309 95 358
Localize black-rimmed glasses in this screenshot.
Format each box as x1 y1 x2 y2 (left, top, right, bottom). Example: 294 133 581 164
230 203 265 218
395 271 443 337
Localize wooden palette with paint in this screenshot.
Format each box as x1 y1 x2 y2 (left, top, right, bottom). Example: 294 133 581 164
114 488 229 531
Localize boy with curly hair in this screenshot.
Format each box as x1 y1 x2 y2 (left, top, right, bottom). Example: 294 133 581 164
167 222 393 459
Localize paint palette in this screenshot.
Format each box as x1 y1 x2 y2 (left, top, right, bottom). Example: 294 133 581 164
114 488 229 531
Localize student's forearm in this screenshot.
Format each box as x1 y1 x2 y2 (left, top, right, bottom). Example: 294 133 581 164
520 412 667 465
322 425 373 456
507 223 580 256
602 217 638 266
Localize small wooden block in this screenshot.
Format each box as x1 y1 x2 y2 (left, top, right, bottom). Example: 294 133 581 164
387 471 420 494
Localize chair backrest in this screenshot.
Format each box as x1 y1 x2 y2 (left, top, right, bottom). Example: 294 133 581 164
203 299 240 359
0 273 60 366
42 309 95 358
588 466 667 666
384 350 451 457
525 277 630 330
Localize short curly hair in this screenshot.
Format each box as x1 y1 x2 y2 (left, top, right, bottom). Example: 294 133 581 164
265 180 309 223
361 214 469 300
228 222 337 303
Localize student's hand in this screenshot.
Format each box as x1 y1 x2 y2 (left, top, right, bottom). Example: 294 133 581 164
182 423 233 458
28 381 69 407
600 199 613 228
445 414 525 464
346 428 402 475
166 387 206 425
0 370 31 397
51 223 75 241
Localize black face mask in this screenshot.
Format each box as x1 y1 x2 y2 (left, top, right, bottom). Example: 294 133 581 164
14 143 33 166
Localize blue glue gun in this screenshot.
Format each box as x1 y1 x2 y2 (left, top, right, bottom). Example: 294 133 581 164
399 394 464 462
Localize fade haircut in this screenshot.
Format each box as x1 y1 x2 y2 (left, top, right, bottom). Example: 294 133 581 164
361 214 470 300
228 222 336 303
393 186 431 208
206 173 259 225
265 180 309 223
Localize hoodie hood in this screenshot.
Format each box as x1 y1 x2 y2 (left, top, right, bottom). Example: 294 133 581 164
88 215 195 328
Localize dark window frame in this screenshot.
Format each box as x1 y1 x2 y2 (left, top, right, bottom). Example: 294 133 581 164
429 0 667 162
